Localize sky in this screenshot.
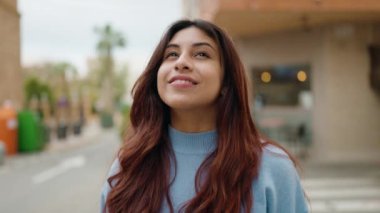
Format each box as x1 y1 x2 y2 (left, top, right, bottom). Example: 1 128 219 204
19 0 183 80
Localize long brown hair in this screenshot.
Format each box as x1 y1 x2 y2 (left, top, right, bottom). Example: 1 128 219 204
106 19 275 212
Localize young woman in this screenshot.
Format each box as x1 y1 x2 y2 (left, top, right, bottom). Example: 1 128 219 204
101 19 309 213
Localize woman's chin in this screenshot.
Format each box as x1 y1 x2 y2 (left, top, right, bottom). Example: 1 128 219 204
165 100 198 110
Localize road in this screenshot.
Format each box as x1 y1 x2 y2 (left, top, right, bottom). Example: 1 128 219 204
0 129 120 213
1 128 380 213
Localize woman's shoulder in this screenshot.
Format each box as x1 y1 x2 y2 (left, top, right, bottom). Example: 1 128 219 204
257 144 305 201
259 144 298 179
108 158 121 175
262 144 292 163
255 144 309 212
101 158 121 212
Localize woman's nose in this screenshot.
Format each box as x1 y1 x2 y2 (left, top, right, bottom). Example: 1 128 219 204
175 54 192 72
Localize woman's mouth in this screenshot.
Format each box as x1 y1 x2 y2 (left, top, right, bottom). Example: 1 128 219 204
169 75 198 88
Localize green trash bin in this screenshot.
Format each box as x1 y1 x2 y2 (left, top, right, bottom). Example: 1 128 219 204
17 110 44 152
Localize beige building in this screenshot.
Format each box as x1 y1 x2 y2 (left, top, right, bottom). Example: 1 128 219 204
0 0 23 109
184 0 380 163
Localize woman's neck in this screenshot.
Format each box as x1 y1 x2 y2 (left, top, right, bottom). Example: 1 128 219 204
170 107 217 133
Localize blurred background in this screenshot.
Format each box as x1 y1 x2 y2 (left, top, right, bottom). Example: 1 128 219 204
0 0 379 212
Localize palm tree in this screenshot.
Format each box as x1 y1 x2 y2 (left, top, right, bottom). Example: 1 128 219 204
94 24 126 127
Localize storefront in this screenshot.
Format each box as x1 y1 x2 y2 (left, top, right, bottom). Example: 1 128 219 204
184 0 380 163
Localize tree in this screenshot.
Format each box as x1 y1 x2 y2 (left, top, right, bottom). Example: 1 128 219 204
23 62 80 125
24 77 54 117
94 24 126 114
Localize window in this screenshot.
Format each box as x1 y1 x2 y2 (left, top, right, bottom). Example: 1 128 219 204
252 64 311 107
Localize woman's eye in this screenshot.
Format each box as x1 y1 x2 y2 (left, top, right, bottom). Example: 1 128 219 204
165 52 179 59
195 52 209 58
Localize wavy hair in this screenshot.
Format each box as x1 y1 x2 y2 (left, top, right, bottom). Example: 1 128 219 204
106 19 282 212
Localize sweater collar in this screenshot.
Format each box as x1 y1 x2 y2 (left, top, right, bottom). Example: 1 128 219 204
168 126 217 154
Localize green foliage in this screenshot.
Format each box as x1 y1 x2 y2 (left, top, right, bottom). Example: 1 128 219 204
24 78 40 100
23 61 81 113
24 77 55 108
95 24 126 57
119 103 131 139
51 62 77 77
91 23 128 112
39 84 55 104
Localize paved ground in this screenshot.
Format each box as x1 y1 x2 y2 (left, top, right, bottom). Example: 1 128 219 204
1 124 379 213
0 123 120 213
301 162 380 213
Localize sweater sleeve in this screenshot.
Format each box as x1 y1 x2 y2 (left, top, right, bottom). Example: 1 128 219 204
100 159 120 213
261 147 309 213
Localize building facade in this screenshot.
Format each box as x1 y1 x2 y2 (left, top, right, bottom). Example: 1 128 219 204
0 0 23 109
184 0 380 163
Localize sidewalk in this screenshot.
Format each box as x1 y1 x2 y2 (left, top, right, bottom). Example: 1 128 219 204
300 159 380 212
0 121 111 171
44 121 103 153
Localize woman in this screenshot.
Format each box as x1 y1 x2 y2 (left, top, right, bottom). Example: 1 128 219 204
101 19 309 213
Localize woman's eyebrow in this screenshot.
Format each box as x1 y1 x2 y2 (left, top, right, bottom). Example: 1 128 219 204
166 43 179 49
166 42 216 50
193 42 216 51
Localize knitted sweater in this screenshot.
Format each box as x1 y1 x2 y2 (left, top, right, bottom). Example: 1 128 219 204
101 127 309 212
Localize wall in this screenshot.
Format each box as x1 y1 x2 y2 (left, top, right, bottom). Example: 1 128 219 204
237 24 380 163
320 24 380 162
0 0 23 109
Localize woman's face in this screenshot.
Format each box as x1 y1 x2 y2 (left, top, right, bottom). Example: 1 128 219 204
157 27 223 112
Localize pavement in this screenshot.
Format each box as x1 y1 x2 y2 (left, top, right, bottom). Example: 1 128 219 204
0 120 116 173
0 121 120 213
1 124 379 213
300 160 380 213
45 121 104 152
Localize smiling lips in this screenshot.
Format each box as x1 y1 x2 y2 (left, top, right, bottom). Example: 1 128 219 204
169 76 198 88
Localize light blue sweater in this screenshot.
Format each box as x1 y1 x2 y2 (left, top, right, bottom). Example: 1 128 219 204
101 127 309 212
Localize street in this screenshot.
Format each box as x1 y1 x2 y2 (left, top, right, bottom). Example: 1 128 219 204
0 128 120 213
1 127 380 213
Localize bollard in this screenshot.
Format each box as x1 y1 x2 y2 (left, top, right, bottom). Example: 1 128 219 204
0 141 5 165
